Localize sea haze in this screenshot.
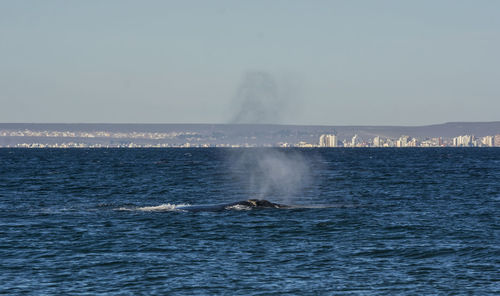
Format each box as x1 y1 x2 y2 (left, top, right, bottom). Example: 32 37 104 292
0 148 498 295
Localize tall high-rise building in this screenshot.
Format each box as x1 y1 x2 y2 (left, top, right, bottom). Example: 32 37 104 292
319 134 326 147
495 134 500 147
319 134 338 147
351 134 359 147
396 135 409 147
481 136 494 147
373 136 381 147
453 135 473 147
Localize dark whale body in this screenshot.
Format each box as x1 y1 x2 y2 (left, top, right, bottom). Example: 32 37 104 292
178 199 290 212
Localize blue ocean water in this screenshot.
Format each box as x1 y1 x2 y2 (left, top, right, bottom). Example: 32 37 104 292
1 148 499 295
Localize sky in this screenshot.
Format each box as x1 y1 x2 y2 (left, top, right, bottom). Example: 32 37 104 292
1 0 499 126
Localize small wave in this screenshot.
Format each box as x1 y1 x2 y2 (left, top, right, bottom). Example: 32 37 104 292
115 203 191 212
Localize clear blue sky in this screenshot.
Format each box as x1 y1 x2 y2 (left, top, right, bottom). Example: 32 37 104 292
1 0 499 125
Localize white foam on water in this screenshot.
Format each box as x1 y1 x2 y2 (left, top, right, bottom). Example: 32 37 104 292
116 203 191 212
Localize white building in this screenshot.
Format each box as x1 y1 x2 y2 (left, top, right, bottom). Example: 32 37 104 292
481 136 494 147
319 134 338 147
453 135 473 147
351 134 359 147
396 135 410 147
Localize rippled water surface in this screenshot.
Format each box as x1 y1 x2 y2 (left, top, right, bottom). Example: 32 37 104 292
1 148 499 295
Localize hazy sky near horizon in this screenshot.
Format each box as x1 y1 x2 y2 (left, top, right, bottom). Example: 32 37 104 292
1 0 499 126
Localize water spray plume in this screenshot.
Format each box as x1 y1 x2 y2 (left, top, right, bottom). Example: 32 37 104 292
230 71 287 124
230 149 312 204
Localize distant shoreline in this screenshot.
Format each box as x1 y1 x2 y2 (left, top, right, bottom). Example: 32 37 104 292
1 122 499 148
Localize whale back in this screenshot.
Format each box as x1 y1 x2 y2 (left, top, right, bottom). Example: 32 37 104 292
179 199 289 212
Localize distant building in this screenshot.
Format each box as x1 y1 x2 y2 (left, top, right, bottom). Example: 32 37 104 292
396 135 410 147
297 141 314 148
481 136 494 147
319 134 338 147
495 135 500 147
453 135 473 147
373 136 381 147
351 134 359 147
384 138 395 147
408 138 418 147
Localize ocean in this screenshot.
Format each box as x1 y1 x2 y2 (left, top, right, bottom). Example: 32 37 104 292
1 148 499 295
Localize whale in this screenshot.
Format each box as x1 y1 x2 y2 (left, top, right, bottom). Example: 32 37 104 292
177 199 290 212
117 199 348 212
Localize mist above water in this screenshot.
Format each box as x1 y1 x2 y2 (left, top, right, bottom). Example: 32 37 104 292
230 149 313 204
227 72 309 204
230 71 297 124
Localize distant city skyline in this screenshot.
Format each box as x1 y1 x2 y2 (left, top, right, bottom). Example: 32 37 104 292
1 1 499 125
1 122 498 148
